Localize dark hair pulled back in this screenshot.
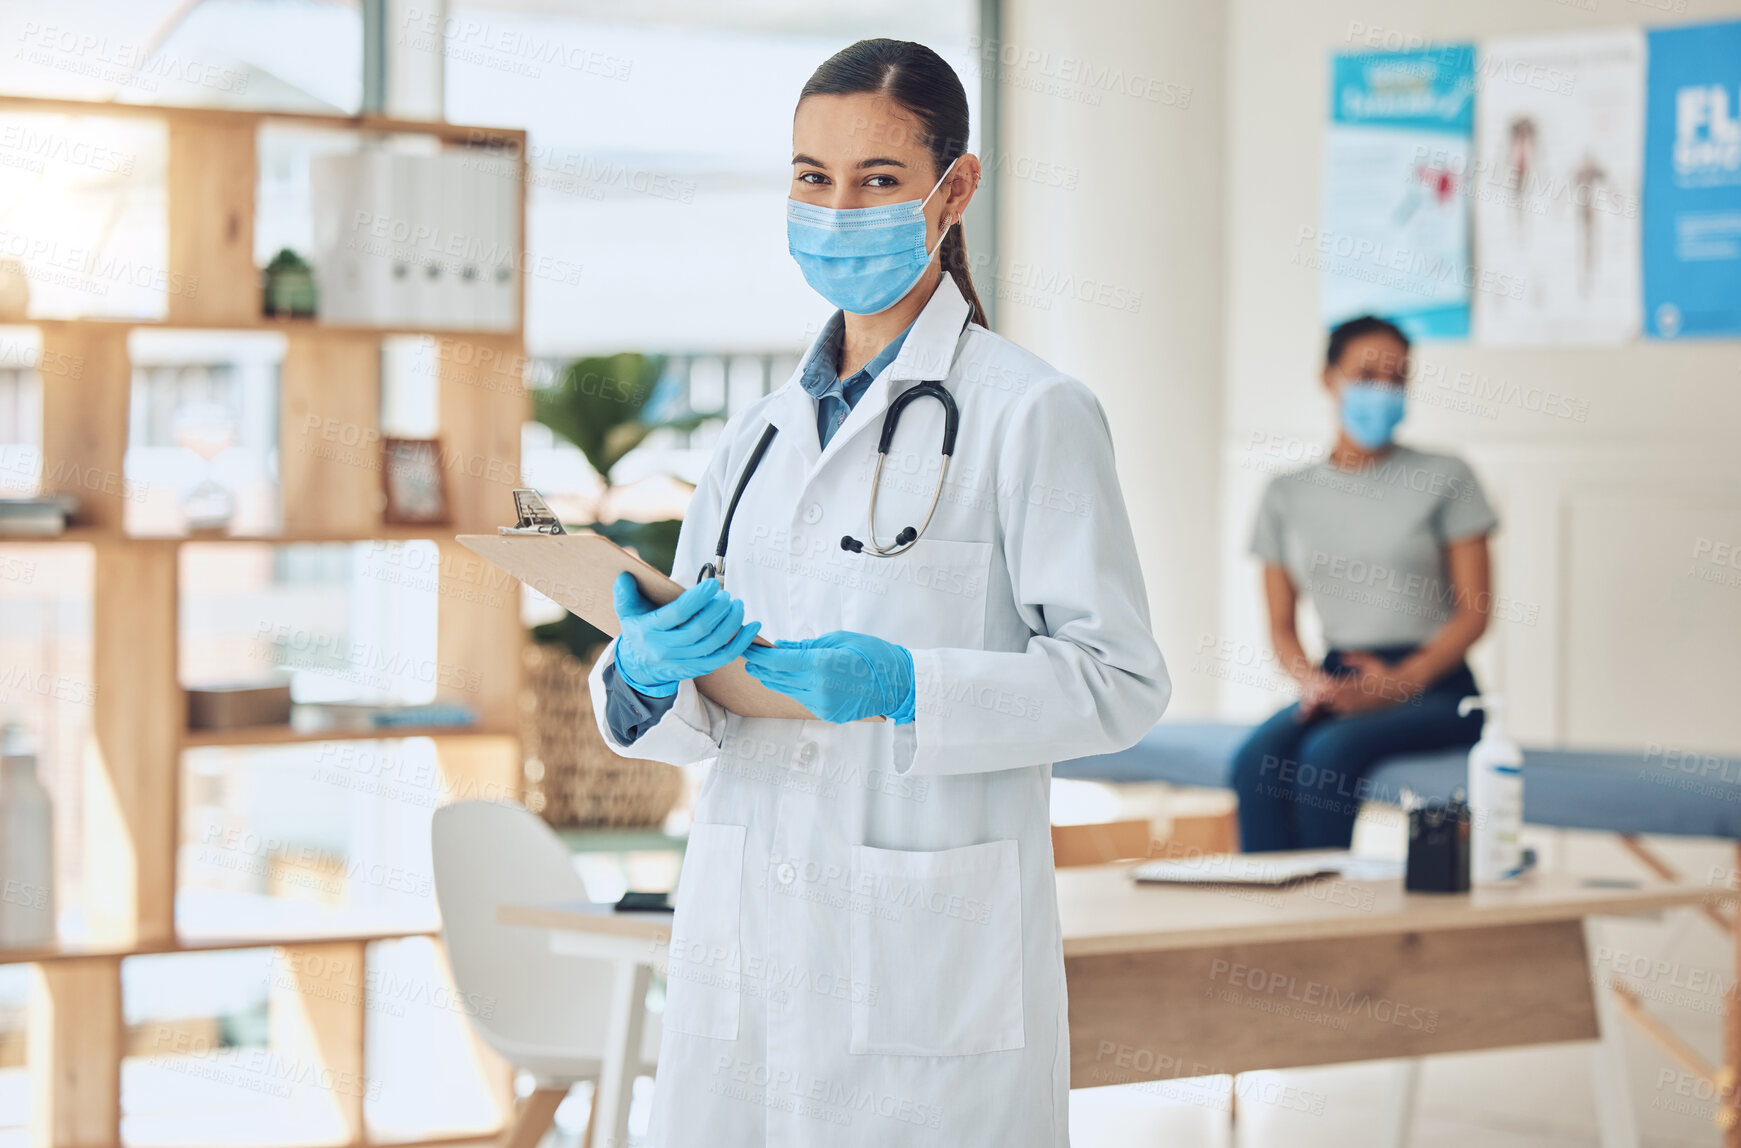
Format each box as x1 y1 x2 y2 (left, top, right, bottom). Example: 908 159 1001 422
798 38 989 327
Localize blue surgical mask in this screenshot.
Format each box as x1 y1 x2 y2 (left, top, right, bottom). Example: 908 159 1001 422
787 156 959 315
1339 381 1407 449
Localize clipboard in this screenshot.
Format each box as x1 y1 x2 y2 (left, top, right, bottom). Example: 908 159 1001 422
456 494 882 722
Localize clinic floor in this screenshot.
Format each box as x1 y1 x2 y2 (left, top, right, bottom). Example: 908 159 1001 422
1070 1042 1716 1146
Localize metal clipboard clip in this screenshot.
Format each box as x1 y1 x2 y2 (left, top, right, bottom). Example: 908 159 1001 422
499 488 568 535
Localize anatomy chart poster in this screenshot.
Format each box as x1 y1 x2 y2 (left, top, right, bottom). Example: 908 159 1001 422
1643 21 1741 339
1473 29 1644 345
1321 45 1476 340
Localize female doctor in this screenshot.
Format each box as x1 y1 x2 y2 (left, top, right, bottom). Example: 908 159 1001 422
588 38 1170 1147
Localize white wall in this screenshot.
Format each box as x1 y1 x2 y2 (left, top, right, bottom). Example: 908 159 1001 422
1220 0 1741 752
995 0 1227 717
1000 0 1741 750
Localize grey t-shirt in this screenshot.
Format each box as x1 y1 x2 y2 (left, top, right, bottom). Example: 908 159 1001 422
1250 445 1499 650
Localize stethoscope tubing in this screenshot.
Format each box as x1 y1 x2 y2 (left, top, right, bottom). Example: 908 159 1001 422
701 422 779 584
700 379 960 587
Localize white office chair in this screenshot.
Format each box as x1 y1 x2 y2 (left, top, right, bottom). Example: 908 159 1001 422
433 800 660 1148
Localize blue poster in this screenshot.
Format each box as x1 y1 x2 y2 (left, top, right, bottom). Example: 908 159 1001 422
1643 21 1741 339
1331 46 1476 135
1320 46 1477 340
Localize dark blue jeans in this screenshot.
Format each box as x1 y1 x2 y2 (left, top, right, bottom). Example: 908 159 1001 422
1230 646 1483 853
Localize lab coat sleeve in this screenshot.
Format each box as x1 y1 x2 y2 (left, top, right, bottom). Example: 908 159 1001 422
897 376 1170 777
584 411 749 766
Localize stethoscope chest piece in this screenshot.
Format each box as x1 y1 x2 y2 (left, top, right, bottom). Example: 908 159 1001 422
839 380 959 558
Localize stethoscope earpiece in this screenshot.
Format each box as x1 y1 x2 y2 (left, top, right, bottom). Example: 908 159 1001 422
840 536 863 554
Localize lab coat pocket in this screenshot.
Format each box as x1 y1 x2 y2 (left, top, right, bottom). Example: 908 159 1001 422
663 822 746 1040
842 537 993 650
848 838 1025 1056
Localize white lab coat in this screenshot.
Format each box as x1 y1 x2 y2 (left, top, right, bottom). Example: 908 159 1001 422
588 274 1170 1147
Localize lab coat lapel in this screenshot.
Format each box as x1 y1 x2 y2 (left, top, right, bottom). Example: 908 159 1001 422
813 275 971 473
760 329 827 472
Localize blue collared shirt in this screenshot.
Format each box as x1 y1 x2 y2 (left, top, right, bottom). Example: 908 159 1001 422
600 313 912 744
801 310 913 451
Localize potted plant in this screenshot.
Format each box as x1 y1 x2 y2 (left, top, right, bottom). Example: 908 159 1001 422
519 352 719 829
262 248 317 318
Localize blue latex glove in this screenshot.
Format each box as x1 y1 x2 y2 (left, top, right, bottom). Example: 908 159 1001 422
742 630 916 724
613 573 761 698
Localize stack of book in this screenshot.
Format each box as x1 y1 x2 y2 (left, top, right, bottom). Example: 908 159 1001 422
291 702 479 734
0 495 77 537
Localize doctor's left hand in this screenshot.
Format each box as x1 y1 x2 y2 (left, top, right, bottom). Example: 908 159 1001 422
742 631 916 725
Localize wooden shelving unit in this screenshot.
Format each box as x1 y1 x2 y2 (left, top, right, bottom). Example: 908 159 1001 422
0 928 441 969
179 723 518 750
0 94 531 1147
53 525 490 544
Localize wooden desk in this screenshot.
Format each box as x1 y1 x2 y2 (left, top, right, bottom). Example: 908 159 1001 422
499 896 671 958
1057 864 1711 1088
503 862 1716 1145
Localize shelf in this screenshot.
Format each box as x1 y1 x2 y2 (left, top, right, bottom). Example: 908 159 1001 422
0 93 527 148
181 723 516 749
0 926 438 966
28 314 525 341
2 527 481 546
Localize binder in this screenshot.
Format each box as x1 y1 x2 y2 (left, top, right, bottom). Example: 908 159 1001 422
449 151 486 330
312 148 519 331
340 149 405 327
402 151 441 328
310 152 375 324
488 152 520 330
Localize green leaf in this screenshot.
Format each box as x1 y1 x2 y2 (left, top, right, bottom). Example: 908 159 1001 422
591 518 683 577
531 612 612 663
532 352 727 484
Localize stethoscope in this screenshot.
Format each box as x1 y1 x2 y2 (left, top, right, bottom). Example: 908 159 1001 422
698 377 961 588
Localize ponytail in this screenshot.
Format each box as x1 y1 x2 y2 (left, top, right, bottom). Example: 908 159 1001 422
940 225 988 328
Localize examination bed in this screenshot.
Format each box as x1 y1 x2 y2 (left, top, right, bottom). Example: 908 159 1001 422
1057 720 1741 839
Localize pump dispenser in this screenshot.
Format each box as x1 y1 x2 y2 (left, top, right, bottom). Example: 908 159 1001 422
1459 696 1523 885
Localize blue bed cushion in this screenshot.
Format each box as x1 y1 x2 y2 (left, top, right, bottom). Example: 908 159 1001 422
1056 721 1741 840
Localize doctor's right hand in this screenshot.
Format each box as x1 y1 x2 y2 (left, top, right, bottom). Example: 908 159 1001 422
612 573 761 699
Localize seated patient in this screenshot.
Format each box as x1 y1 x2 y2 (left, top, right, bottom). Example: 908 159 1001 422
1232 315 1497 853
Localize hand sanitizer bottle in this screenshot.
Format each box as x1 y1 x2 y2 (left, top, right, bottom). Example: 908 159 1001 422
1459 696 1523 886
0 722 55 948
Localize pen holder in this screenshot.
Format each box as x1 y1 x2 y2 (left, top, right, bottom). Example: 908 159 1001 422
1405 789 1470 894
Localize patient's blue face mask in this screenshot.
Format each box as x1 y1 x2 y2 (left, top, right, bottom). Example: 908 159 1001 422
787 156 959 316
1339 380 1407 449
